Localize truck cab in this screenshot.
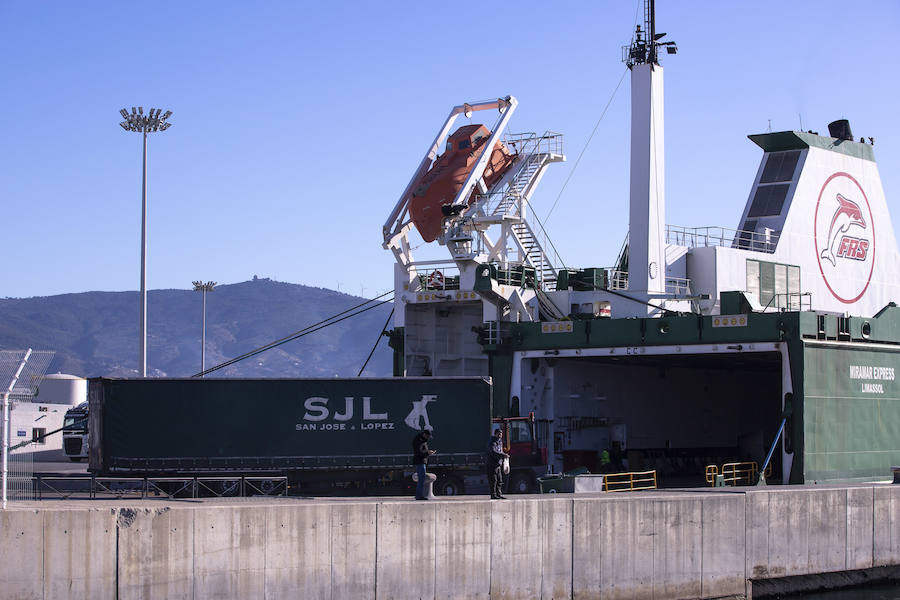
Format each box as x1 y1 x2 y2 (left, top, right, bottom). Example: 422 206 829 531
62 402 88 462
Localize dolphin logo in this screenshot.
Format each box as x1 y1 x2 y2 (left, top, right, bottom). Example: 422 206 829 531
820 193 866 266
404 394 436 430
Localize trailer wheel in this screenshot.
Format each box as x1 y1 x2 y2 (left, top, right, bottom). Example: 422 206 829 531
507 471 534 494
258 479 277 495
213 480 240 497
434 475 464 496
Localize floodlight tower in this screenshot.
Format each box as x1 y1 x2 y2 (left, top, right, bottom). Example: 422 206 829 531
119 107 173 377
192 281 216 376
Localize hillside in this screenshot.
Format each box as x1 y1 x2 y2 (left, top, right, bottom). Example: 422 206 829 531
0 278 394 378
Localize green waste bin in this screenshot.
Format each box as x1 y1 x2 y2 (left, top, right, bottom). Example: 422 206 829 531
538 475 572 493
564 466 590 477
538 467 591 494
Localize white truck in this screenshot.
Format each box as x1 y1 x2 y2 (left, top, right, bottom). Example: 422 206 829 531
62 401 89 462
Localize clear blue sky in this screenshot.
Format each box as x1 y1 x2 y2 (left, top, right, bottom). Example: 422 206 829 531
2 1 898 299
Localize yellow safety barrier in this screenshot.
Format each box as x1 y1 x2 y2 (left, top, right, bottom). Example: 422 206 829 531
722 462 758 485
705 461 770 486
705 464 719 484
603 470 657 493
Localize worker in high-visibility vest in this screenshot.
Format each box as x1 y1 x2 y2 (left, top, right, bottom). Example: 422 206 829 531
599 448 611 472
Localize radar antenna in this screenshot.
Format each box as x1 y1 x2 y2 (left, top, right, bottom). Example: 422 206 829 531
624 0 677 68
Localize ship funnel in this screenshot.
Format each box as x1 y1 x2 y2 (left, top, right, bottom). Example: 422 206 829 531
828 119 854 141
738 123 900 317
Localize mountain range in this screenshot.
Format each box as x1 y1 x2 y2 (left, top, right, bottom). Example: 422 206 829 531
0 278 394 378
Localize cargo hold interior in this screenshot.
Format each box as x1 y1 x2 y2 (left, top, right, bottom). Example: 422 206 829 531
521 351 784 487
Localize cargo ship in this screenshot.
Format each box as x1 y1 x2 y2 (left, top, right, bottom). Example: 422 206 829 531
381 1 900 486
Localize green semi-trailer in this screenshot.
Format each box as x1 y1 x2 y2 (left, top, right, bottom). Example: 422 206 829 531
87 376 548 495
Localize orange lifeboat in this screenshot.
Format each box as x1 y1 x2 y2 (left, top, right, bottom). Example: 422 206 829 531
409 124 515 242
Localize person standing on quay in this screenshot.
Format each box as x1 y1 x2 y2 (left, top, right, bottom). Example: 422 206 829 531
487 428 510 499
412 428 435 500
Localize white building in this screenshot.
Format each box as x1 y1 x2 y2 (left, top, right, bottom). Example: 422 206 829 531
10 373 86 461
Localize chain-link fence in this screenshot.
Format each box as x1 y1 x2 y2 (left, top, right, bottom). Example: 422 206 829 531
1 349 55 504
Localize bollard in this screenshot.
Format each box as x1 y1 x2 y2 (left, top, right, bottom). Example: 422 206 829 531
411 471 437 499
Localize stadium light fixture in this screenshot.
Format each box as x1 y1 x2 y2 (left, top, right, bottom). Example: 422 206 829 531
192 281 217 376
119 106 173 377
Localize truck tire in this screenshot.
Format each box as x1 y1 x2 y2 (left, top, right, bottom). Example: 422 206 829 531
434 475 464 496
507 471 534 494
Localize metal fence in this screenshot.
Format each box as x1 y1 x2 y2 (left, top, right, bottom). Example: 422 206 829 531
1 349 55 505
32 475 288 500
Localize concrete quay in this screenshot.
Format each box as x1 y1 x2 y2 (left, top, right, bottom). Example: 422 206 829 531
2 483 900 599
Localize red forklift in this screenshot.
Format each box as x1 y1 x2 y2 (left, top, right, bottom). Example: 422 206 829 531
492 412 549 493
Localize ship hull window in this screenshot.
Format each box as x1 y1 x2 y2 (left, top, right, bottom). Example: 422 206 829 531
747 259 800 309
748 183 789 217
760 150 801 184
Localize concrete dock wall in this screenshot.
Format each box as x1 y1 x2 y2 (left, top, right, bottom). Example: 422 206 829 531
2 485 899 599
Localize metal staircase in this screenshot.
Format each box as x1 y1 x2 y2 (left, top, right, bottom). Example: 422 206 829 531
512 220 558 288
610 233 629 290
491 153 544 217
468 132 564 290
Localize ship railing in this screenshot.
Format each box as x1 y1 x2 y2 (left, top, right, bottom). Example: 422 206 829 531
474 262 550 291
503 131 564 157
603 469 658 492
588 270 692 297
484 321 499 345
608 269 629 290
472 189 533 220
665 276 692 296
666 225 778 254
482 320 516 346
473 190 516 218
762 291 812 312
408 263 462 293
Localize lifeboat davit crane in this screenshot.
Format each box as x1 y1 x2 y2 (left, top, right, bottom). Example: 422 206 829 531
408 123 515 243
383 97 518 252
383 97 566 303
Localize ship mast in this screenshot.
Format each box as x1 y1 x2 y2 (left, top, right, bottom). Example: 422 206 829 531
624 0 676 313
626 0 677 68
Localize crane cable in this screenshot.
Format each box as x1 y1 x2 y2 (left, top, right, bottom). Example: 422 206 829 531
543 66 629 226
193 290 394 377
357 307 394 377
